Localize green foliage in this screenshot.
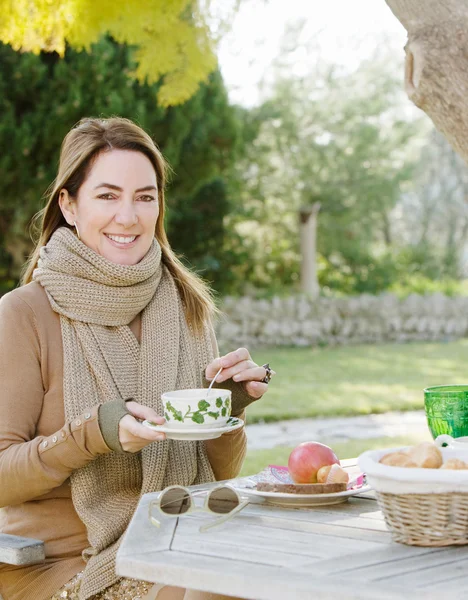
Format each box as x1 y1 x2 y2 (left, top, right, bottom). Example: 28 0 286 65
388 274 464 298
167 178 241 293
318 252 399 295
0 0 227 106
318 248 468 297
0 37 241 291
226 41 427 295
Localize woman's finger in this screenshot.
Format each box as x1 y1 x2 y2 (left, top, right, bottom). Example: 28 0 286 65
244 380 268 399
120 415 166 441
219 348 251 370
126 401 165 424
205 357 223 381
231 365 266 383
131 421 167 441
216 360 256 382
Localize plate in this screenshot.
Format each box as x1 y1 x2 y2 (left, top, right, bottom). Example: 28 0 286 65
142 417 244 440
232 481 372 507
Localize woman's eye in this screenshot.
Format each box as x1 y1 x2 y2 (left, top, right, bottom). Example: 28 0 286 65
139 195 156 202
98 193 116 200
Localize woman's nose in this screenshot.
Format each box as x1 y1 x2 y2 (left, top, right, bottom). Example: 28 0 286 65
115 202 138 227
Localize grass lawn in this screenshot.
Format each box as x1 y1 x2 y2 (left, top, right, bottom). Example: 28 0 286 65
245 339 468 423
240 433 432 476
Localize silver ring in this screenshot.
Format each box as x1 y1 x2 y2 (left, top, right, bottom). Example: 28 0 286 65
261 363 273 384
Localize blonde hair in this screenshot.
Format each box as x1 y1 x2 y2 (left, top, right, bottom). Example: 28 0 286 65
22 117 216 333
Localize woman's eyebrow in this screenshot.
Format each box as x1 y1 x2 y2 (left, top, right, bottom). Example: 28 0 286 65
93 183 157 192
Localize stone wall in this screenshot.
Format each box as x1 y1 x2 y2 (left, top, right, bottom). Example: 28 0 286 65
215 293 468 348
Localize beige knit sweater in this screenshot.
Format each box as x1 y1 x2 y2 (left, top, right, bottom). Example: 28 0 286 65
0 282 248 600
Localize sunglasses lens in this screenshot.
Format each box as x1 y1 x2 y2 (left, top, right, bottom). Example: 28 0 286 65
207 487 240 514
159 488 191 515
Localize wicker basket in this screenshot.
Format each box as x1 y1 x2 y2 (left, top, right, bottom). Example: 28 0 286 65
359 447 468 547
376 491 468 546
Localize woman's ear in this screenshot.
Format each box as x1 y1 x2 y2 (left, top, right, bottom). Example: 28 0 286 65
58 189 76 225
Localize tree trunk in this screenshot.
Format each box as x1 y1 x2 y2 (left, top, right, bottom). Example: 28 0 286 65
385 0 468 162
382 210 392 247
299 203 321 298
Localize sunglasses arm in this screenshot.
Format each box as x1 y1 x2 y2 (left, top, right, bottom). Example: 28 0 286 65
199 499 250 533
148 502 161 528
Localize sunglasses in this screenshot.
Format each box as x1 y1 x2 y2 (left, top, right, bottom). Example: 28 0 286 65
148 484 249 533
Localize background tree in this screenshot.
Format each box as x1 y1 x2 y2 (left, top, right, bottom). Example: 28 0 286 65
384 0 468 163
227 32 426 295
393 130 468 280
0 0 240 106
0 37 242 292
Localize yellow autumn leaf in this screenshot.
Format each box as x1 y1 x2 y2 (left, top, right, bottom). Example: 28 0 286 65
0 0 228 105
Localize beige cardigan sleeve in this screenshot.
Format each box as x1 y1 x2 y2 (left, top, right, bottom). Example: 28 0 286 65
0 292 111 508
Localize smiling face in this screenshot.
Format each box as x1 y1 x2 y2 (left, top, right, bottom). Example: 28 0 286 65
59 149 159 265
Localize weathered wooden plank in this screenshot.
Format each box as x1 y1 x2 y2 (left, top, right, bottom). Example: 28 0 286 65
174 517 383 559
376 551 468 587
355 490 377 500
315 545 456 578
242 498 383 520
173 537 319 567
244 501 386 529
223 512 391 544
117 492 177 558
274 518 391 544
116 548 448 600
197 506 389 540
0 533 44 565
270 512 388 532
422 572 468 592
278 501 383 520
314 544 440 577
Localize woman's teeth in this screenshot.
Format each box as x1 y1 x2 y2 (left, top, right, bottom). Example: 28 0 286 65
106 234 137 244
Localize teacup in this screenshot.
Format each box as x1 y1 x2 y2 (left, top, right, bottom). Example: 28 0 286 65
161 388 232 429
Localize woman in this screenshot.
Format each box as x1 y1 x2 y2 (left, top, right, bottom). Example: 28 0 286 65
0 117 272 600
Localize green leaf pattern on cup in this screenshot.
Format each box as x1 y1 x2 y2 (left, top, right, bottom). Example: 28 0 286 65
165 397 230 424
165 401 184 422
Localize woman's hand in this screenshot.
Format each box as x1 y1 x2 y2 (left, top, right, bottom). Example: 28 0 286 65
119 400 166 453
205 348 273 399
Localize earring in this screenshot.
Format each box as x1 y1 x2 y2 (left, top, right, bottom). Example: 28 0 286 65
73 221 81 240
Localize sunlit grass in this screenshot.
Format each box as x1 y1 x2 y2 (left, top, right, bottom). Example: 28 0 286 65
246 340 468 422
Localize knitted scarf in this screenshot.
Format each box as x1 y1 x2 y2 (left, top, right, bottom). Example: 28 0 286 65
33 227 215 599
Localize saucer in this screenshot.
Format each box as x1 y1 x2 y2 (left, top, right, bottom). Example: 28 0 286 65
142 417 244 440
232 483 372 507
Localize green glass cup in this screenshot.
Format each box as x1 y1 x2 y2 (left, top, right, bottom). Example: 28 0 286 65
424 385 468 439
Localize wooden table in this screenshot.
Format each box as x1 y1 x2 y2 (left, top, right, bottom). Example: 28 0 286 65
116 464 468 600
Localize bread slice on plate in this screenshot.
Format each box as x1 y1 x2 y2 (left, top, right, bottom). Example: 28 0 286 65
256 482 347 494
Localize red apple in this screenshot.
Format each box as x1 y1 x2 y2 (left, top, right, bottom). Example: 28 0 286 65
288 441 339 483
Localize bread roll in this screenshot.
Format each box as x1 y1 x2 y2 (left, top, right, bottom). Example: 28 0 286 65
407 442 443 469
379 452 418 468
316 464 349 484
440 458 468 470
